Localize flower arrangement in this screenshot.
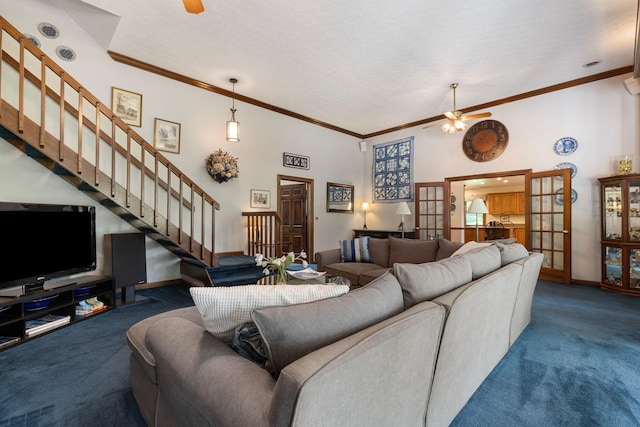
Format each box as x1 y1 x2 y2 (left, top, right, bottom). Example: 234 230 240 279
206 149 239 183
255 251 308 283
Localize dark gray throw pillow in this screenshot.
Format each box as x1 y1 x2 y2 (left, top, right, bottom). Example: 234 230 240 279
251 271 404 377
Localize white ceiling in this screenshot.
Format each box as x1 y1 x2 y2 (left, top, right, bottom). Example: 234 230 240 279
53 0 638 136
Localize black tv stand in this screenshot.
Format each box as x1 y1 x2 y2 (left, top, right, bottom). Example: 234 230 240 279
24 282 45 293
0 275 115 351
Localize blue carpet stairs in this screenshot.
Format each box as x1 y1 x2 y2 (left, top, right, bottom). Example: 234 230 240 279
183 255 267 286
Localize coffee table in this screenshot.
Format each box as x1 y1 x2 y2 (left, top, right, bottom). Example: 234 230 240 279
255 273 352 289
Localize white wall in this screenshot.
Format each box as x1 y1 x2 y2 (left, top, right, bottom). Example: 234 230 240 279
0 1 362 282
2 1 639 283
363 77 640 282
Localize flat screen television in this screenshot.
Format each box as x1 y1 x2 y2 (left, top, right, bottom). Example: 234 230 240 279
0 201 96 292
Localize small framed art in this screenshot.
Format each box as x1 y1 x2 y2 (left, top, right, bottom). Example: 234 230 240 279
250 189 271 208
283 152 310 170
154 118 181 153
111 87 142 127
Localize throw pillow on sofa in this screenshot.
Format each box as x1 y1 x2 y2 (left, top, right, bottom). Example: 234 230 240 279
388 236 439 265
435 238 465 260
454 244 502 279
393 256 473 309
339 236 372 262
190 284 349 343
496 242 529 266
251 271 404 377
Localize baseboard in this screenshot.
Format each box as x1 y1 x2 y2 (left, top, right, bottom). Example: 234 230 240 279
570 279 600 287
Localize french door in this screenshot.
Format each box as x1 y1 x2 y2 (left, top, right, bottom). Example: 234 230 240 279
415 167 572 283
530 169 572 283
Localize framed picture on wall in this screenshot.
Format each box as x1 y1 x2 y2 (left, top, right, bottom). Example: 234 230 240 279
250 189 271 208
154 118 181 153
111 87 142 127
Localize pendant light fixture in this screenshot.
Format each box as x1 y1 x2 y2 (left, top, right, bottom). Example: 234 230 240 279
226 78 239 142
182 0 204 14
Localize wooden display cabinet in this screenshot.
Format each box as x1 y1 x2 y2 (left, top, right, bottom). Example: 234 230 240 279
598 174 640 296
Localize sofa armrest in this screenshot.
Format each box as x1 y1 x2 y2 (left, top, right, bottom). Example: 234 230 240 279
315 248 341 271
269 301 446 427
146 317 276 426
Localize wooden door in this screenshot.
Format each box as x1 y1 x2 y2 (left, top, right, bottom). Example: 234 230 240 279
414 182 446 240
530 169 572 283
280 184 307 254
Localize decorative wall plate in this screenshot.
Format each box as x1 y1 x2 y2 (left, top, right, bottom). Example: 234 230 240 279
56 46 77 62
23 33 41 47
554 162 578 178
553 137 578 155
38 22 60 39
554 188 578 205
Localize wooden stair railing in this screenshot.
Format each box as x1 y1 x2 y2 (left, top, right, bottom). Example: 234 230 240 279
0 16 219 267
242 211 282 258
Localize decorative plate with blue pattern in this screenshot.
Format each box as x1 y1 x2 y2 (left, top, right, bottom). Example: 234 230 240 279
554 162 578 178
554 188 578 205
554 137 578 155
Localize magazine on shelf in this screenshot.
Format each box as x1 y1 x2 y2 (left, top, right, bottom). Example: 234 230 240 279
25 314 71 337
0 336 20 348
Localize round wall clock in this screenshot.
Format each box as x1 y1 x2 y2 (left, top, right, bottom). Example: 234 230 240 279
462 119 509 162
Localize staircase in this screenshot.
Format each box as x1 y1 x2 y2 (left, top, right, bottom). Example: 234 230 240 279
0 17 219 268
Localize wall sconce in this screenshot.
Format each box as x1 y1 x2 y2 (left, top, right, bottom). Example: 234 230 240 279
395 202 411 239
361 202 369 229
226 78 239 142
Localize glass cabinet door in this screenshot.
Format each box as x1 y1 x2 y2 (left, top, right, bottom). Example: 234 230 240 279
631 248 640 289
603 183 622 240
603 245 622 287
628 181 640 241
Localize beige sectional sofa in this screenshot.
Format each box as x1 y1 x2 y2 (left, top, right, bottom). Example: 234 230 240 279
315 236 464 286
127 242 543 427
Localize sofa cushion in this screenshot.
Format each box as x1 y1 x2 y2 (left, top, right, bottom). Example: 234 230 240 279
368 238 391 267
359 267 392 285
457 244 502 279
388 236 439 266
436 238 465 260
393 256 473 308
251 271 404 377
451 240 493 256
496 242 529 266
339 237 371 262
190 284 349 343
324 262 384 286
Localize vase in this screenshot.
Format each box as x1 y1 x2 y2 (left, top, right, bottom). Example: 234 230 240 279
277 268 287 284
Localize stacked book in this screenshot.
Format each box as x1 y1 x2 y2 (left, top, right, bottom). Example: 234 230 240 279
75 298 107 316
25 314 71 337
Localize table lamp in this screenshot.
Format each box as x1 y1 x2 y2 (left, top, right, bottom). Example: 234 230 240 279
361 202 369 229
395 202 411 239
467 198 488 241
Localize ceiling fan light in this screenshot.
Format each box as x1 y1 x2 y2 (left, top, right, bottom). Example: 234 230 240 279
455 120 466 130
441 123 451 133
183 0 205 13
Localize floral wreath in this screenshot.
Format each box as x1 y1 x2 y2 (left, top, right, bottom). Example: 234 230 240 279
206 149 239 183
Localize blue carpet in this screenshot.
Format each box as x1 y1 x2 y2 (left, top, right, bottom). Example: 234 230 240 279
0 285 194 427
0 281 639 426
452 281 640 426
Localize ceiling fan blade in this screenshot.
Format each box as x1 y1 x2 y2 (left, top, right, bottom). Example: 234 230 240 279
461 112 492 121
183 0 205 13
422 120 447 129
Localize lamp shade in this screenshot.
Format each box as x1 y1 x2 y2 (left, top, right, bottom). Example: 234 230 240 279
226 118 239 142
395 202 411 215
467 198 488 214
361 202 369 211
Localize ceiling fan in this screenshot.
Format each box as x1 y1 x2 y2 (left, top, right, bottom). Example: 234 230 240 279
423 83 492 134
183 0 205 14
